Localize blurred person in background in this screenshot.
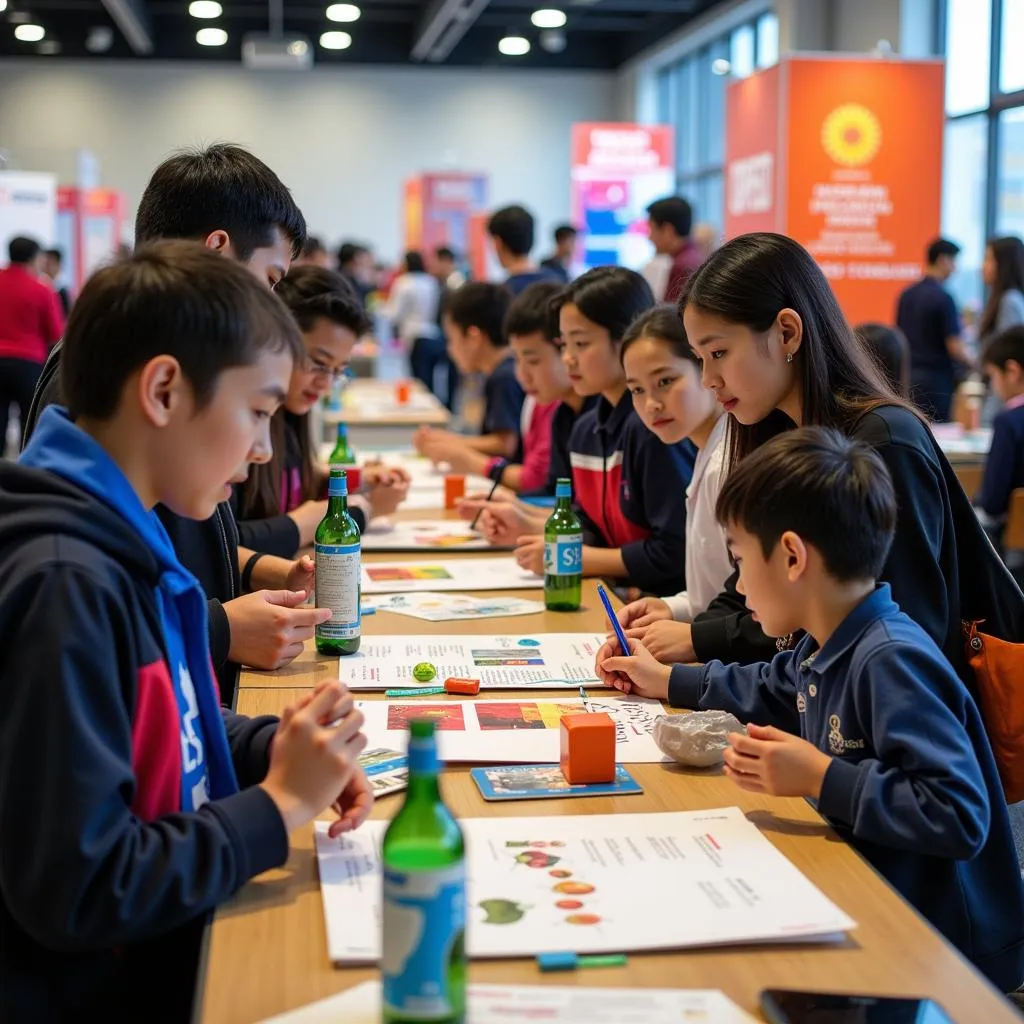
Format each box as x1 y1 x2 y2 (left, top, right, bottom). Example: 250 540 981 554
294 235 334 269
540 224 578 283
856 323 911 398
336 240 374 308
645 196 702 303
487 204 560 296
41 248 72 316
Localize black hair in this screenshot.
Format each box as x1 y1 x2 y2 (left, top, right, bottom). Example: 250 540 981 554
505 281 562 344
444 282 512 347
300 235 326 259
44 247 63 264
337 241 369 268
715 425 897 582
274 265 370 336
554 224 577 244
436 246 457 262
855 323 910 398
646 197 693 238
487 205 535 257
620 305 697 365
8 237 41 264
980 236 1024 338
404 251 426 274
61 240 302 422
134 143 306 261
927 237 960 265
681 232 913 467
982 324 1024 371
555 266 655 344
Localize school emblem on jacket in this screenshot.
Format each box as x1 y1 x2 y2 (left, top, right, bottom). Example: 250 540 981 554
828 714 865 755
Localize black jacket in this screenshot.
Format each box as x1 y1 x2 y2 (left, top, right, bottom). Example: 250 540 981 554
24 340 242 705
691 405 1024 684
0 459 287 1022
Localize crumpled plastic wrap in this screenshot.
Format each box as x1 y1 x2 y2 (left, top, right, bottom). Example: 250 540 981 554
653 710 744 767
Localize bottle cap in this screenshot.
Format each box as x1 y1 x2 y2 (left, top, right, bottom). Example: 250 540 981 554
328 470 348 498
537 951 578 971
555 477 572 499
410 719 437 739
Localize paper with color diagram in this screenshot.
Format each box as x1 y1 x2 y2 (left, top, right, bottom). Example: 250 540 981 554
338 633 605 690
357 748 407 797
360 557 542 594
361 518 502 553
361 592 544 622
356 695 668 763
312 807 855 965
258 980 757 1023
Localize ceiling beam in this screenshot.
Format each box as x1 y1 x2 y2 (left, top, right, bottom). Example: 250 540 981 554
411 0 492 62
101 0 153 52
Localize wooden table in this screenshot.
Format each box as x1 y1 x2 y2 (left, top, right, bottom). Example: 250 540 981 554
198 563 1021 1024
320 378 450 449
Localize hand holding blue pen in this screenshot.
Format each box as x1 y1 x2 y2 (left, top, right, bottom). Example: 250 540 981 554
597 584 631 657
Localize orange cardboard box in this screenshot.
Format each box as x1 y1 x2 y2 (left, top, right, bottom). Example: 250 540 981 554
560 712 615 785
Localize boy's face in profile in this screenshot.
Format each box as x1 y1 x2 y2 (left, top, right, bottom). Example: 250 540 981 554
444 314 481 374
728 523 803 640
155 350 293 520
511 331 569 404
985 359 1022 404
236 226 293 291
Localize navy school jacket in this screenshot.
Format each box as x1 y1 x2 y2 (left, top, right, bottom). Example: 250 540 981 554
671 585 1024 993
0 461 289 1021
568 390 695 595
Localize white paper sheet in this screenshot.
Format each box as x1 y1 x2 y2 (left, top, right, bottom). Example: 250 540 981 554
357 695 668 763
259 980 758 1024
361 557 543 594
363 592 545 622
313 807 855 965
339 634 606 690
361 518 499 552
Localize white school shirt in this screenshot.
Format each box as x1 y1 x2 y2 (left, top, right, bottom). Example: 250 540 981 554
663 415 732 623
383 272 441 346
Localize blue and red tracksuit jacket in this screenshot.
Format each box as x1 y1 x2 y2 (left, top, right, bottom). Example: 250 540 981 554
0 443 289 1021
568 391 695 595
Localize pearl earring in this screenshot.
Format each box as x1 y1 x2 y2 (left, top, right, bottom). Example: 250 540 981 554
786 352 794 364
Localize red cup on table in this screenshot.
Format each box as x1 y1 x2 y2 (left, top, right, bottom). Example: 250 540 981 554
396 380 411 405
445 474 466 509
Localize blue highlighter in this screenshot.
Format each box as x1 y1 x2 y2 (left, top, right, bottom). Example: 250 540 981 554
597 584 631 656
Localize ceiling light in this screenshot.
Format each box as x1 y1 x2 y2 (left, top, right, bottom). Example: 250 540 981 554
325 3 360 22
0 1 7 12
14 24 45 41
196 26 227 45
189 0 222 17
287 39 308 56
319 30 351 49
498 35 530 56
711 57 731 75
531 8 566 29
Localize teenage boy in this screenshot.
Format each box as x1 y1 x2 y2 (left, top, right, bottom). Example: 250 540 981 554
0 242 372 1020
23 143 318 705
413 281 525 466
598 426 1024 993
540 224 577 284
487 204 560 296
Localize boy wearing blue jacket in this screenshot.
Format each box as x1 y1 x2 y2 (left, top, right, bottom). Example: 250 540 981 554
600 426 1024 993
0 242 372 1021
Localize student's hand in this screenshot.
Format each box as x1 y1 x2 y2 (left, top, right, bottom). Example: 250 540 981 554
367 477 410 517
363 464 411 488
596 637 671 700
618 596 672 630
514 536 545 576
625 620 696 664
413 426 455 459
327 766 375 838
225 590 332 669
261 682 368 833
458 485 517 514
419 431 467 465
723 724 832 799
288 499 329 548
284 555 315 596
459 501 534 546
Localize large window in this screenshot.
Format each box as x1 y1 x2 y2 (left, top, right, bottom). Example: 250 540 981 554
654 11 779 234
941 0 1024 308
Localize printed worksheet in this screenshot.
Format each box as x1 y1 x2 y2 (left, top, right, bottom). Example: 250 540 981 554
357 748 407 797
339 634 605 690
313 807 855 965
259 980 757 1024
361 557 542 594
361 518 500 553
362 592 544 622
356 695 668 763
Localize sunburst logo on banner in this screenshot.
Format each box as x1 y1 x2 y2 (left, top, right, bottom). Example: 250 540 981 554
821 103 882 167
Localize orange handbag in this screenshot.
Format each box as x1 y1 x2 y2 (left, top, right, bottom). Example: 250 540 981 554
963 621 1024 804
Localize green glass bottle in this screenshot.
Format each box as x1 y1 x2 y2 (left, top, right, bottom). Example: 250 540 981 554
314 468 361 656
543 477 582 611
328 422 356 468
382 720 466 1024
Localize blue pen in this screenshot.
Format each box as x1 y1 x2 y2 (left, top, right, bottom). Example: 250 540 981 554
597 584 631 656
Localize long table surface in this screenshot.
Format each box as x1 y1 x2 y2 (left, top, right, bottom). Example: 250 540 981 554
198 530 1020 1024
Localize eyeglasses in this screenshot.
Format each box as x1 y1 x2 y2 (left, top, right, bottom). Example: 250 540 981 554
304 357 352 385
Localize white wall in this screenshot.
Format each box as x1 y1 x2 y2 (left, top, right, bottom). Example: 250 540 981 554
0 60 616 261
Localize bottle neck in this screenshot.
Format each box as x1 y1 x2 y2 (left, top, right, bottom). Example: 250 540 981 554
555 495 572 512
327 492 349 515
407 736 441 801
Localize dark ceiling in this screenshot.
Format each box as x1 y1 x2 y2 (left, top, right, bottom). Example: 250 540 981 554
0 0 724 68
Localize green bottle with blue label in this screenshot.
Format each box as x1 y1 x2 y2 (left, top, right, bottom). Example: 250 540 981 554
543 477 582 612
314 468 361 656
328 422 356 468
382 719 466 1023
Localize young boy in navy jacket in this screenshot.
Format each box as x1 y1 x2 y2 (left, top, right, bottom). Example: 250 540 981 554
0 242 372 1021
599 426 1024 992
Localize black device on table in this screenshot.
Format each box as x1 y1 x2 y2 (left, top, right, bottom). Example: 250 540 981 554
760 989 956 1024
